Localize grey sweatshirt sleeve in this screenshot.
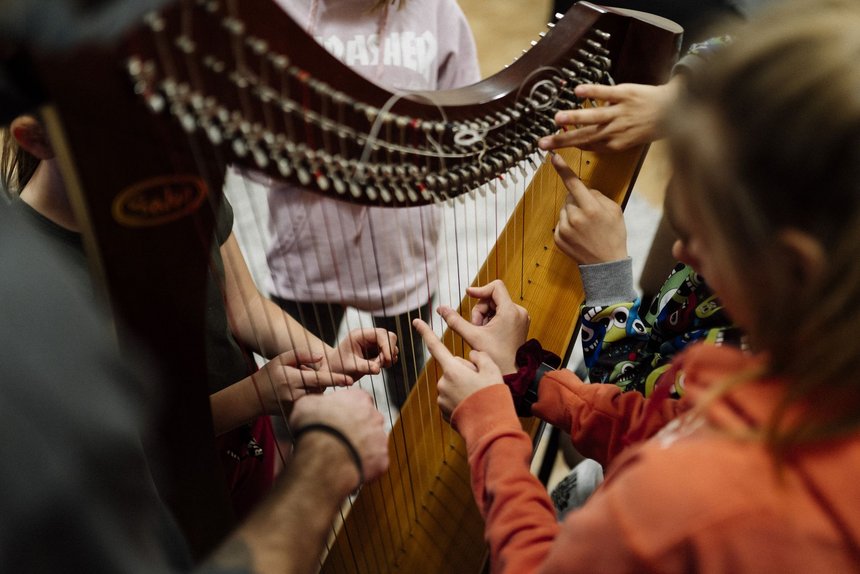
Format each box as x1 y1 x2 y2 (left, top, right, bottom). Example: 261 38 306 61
578 258 638 307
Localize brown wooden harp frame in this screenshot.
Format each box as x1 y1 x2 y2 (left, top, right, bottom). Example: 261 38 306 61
26 0 680 568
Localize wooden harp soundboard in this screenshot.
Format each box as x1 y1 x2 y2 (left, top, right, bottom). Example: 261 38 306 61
26 0 680 567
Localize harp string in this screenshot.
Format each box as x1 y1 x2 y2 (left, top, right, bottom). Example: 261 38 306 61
120 1 663 569
15 0 683 566
210 5 475 568
215 12 380 572
158 6 374 566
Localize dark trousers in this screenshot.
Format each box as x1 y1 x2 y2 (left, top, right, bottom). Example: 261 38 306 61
271 296 432 409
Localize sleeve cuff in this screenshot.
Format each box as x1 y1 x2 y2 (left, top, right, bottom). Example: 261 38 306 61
451 384 521 441
578 258 638 306
502 339 561 416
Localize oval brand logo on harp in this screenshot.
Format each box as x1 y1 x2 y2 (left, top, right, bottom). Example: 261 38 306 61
112 175 208 227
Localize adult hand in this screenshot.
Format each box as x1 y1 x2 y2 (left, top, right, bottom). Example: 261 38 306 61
435 279 528 375
254 350 353 414
323 328 398 380
290 389 390 483
551 152 628 264
538 81 677 152
413 319 504 420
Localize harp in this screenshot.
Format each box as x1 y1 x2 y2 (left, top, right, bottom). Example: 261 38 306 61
27 0 680 568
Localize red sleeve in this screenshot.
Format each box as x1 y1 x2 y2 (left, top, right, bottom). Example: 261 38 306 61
451 385 560 574
531 370 689 466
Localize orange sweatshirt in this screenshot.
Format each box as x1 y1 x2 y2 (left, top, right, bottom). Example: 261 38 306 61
451 345 860 573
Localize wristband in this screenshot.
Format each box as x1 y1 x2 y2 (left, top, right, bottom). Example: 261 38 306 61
520 361 556 415
503 339 561 416
293 423 365 490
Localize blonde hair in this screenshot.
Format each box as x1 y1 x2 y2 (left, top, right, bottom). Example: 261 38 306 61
667 0 860 454
0 125 38 198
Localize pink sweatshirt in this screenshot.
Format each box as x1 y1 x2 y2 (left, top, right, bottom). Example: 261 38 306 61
265 0 481 315
453 344 860 573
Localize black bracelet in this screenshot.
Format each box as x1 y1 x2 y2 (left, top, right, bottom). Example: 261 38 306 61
293 423 365 489
520 362 556 417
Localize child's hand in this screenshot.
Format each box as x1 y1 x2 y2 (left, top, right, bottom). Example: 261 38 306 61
412 318 503 420
538 81 677 152
324 328 399 379
550 152 628 265
435 279 529 375
254 350 352 413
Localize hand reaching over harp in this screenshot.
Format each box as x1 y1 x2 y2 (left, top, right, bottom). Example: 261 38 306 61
537 80 680 153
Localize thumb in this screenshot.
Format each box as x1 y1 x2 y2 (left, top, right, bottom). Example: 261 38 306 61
438 306 477 343
286 348 324 367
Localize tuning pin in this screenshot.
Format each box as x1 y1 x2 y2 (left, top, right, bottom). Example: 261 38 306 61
144 13 166 32
144 92 166 114
205 123 222 145
277 157 293 178
252 147 269 169
417 183 432 202
232 137 249 157
315 171 330 191
181 113 197 134
175 35 196 55
296 166 312 186
332 175 347 195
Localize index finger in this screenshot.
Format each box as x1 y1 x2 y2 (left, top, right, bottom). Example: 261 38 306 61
412 318 460 370
553 106 615 129
550 152 594 208
301 368 354 388
573 83 625 103
373 328 398 363
466 279 513 309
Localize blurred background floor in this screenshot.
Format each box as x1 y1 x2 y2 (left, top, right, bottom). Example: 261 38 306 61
458 0 554 78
